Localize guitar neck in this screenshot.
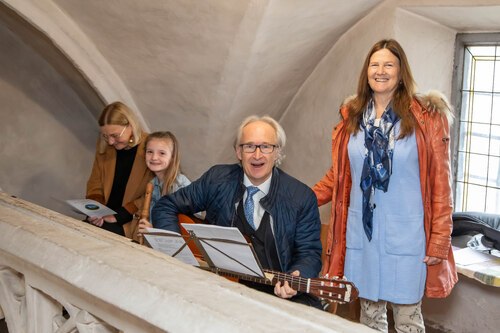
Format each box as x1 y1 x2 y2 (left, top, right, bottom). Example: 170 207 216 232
205 267 358 304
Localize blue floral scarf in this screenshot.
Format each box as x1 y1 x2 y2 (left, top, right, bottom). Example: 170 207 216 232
359 100 400 241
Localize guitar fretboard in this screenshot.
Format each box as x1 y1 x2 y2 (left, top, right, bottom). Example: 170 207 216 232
205 267 358 304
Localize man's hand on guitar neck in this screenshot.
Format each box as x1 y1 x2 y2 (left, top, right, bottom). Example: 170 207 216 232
273 270 299 299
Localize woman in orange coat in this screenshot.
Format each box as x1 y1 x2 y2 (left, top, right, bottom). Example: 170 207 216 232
86 101 153 238
314 39 457 332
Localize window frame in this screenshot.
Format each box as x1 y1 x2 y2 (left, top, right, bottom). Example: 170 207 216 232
451 33 500 212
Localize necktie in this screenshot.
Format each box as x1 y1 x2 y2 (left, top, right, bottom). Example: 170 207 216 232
244 186 260 229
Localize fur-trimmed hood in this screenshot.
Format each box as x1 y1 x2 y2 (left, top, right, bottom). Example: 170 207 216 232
416 90 454 125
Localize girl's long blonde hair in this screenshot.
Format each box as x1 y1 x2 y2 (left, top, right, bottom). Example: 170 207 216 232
145 131 181 195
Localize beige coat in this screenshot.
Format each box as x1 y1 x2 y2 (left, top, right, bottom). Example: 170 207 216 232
86 133 153 238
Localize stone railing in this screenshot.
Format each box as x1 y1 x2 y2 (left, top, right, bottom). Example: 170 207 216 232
0 191 373 332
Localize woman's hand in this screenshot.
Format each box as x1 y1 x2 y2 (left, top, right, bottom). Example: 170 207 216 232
424 256 442 266
138 218 152 235
87 214 117 227
87 216 104 227
102 214 117 223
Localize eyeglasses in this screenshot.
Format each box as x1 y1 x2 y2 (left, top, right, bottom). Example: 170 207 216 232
101 125 127 142
239 143 278 154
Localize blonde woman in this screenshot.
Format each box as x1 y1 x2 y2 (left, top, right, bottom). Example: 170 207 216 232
86 101 152 237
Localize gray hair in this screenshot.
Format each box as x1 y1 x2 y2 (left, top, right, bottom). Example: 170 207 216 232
234 115 286 166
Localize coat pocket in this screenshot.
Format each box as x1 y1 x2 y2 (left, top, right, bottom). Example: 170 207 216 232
385 213 424 255
346 208 363 250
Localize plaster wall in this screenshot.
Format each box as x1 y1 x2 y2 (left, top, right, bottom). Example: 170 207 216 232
422 271 500 333
0 18 97 217
394 8 456 97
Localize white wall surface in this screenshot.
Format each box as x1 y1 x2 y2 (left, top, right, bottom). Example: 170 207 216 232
0 18 97 217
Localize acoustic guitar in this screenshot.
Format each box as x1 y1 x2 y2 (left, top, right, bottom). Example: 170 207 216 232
177 214 358 304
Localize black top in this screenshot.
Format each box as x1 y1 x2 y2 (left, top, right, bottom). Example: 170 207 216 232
102 145 137 235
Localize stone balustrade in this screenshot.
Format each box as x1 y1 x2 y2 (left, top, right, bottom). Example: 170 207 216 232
0 191 373 333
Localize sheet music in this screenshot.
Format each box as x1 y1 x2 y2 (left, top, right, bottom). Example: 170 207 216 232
144 228 199 266
181 223 264 278
66 199 116 217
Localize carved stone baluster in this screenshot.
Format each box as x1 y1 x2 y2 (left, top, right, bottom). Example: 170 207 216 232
53 303 118 333
0 266 27 333
25 284 61 333
74 310 118 333
53 303 78 333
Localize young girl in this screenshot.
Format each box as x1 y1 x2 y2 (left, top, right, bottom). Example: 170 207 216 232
138 131 190 234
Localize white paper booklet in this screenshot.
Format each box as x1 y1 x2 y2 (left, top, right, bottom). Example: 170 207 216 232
143 228 199 267
66 199 116 217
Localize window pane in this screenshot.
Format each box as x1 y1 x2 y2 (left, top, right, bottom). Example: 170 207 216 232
455 182 465 212
460 91 471 122
488 156 500 187
464 183 486 211
492 93 500 125
468 46 496 57
456 151 467 182
473 59 494 92
469 123 491 155
468 153 488 186
470 91 492 123
458 123 469 152
485 187 500 214
494 60 500 92
491 126 500 157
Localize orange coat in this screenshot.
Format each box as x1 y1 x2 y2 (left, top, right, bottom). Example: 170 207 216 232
86 132 153 238
314 93 458 298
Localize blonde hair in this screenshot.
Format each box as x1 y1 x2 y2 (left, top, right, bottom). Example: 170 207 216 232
145 131 181 195
98 101 144 153
234 115 286 166
347 39 417 138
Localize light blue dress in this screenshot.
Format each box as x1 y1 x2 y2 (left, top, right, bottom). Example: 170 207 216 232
345 122 426 304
